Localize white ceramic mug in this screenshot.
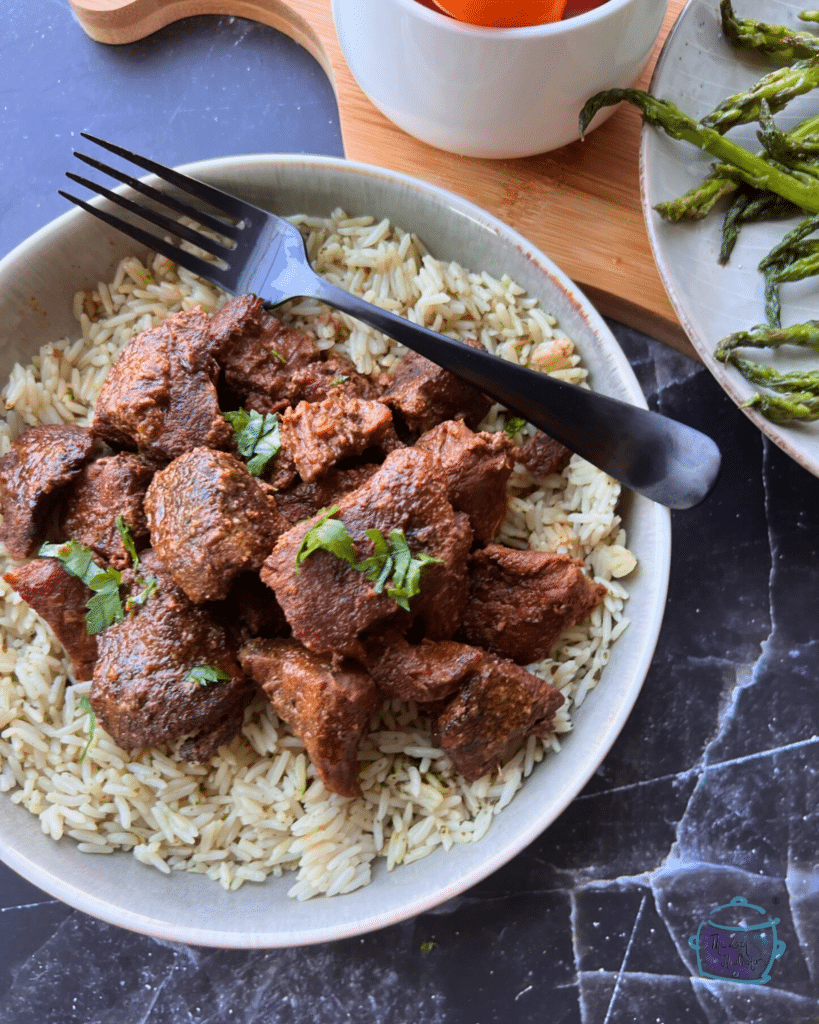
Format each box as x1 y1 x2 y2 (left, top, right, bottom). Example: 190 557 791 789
332 0 668 158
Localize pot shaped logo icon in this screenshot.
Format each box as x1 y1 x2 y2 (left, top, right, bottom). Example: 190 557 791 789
689 896 786 984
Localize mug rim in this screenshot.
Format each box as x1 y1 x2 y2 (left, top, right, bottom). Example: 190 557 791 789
389 0 644 36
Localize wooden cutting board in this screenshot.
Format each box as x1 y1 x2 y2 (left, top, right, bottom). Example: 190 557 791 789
69 0 694 357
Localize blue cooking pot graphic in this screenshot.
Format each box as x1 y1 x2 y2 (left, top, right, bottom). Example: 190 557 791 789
689 896 786 984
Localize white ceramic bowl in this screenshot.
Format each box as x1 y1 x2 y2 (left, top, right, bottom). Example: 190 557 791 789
0 155 670 947
331 0 668 158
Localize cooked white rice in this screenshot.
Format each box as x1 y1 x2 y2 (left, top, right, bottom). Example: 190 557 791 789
0 209 635 899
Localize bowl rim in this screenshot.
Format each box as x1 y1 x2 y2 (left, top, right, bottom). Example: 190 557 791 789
0 153 671 947
383 0 647 36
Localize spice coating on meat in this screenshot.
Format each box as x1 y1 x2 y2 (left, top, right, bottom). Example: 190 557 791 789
275 464 379 525
91 552 252 761
461 545 607 664
288 355 379 405
92 307 232 461
368 637 484 704
280 392 398 483
210 294 321 414
144 448 288 604
261 447 472 658
517 430 572 479
4 558 98 680
416 420 515 544
380 341 493 434
0 425 101 560
433 653 564 780
240 638 379 798
60 454 153 569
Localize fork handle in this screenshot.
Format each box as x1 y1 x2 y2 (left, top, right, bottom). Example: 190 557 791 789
308 276 721 509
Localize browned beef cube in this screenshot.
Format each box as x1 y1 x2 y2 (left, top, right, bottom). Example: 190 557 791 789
212 572 290 643
210 294 321 414
91 551 253 761
517 430 572 479
280 392 398 483
380 341 493 433
93 308 232 462
240 637 379 798
433 653 564 781
261 447 472 659
0 425 101 559
60 454 153 569
4 558 98 680
275 464 379 525
461 544 607 664
368 636 483 703
144 448 288 603
416 420 515 544
288 355 379 405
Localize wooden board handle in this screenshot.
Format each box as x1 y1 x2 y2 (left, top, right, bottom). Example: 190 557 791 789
68 0 696 359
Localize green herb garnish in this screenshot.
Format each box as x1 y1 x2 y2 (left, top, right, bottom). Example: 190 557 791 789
187 664 231 687
223 409 281 477
295 507 442 611
270 347 287 364
115 515 140 570
295 506 356 568
78 695 96 762
420 941 437 955
504 416 527 439
329 375 349 387
39 540 125 635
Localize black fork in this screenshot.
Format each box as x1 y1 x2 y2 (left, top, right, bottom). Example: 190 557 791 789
61 133 721 509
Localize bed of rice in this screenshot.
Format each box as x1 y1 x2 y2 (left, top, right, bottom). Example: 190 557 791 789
0 209 636 900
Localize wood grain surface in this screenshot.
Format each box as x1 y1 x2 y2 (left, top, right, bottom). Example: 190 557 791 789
69 0 695 357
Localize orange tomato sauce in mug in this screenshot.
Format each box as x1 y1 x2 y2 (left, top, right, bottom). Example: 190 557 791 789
413 0 607 25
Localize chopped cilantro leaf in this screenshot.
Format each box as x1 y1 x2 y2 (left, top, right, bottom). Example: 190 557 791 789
38 540 125 635
329 375 349 387
420 941 437 955
504 416 527 439
295 512 441 609
78 695 96 762
295 506 357 569
115 515 140 569
223 409 281 477
187 664 231 687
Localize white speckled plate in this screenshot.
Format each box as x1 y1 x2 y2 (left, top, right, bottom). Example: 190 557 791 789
642 0 819 475
0 155 670 947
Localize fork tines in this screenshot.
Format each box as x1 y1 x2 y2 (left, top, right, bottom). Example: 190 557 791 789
60 133 248 286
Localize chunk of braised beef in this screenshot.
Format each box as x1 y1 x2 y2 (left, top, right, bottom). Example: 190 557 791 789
210 294 321 414
461 544 607 664
275 464 379 525
517 430 572 479
367 636 484 704
0 425 101 559
416 420 515 544
4 558 98 680
239 637 379 798
280 392 398 483
261 447 472 659
144 448 287 604
288 355 379 405
60 454 153 569
433 652 565 781
92 308 232 462
211 571 290 643
91 551 253 762
380 340 493 434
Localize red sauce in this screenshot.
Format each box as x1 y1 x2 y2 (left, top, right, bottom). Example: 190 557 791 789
412 0 607 21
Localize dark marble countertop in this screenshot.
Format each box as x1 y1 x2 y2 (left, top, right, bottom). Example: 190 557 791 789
1 4 818 1022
